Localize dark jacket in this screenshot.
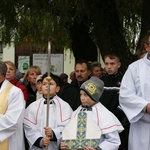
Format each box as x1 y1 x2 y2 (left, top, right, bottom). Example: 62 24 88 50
100 71 129 127
25 82 37 108
100 71 129 150
100 71 123 112
58 80 82 111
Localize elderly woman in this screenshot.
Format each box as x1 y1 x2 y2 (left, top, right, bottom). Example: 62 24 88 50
90 61 103 78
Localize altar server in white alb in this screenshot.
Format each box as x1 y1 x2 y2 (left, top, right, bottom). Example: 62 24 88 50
0 61 25 150
24 72 73 150
119 30 150 150
61 76 124 150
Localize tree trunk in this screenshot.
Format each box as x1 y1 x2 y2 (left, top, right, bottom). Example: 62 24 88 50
88 0 135 73
69 20 98 62
69 0 136 72
137 0 150 51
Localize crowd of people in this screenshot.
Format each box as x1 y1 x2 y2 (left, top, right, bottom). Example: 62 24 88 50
1 30 150 150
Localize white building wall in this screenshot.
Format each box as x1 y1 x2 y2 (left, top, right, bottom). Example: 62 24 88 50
63 49 75 82
2 45 75 82
3 43 15 62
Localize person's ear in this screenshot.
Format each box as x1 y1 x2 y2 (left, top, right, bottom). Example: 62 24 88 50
144 43 149 51
56 86 60 93
118 62 121 69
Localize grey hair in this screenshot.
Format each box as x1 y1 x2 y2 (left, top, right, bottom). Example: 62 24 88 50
0 61 7 76
90 61 101 70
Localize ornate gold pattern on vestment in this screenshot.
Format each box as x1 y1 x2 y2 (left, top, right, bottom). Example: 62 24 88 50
64 112 99 149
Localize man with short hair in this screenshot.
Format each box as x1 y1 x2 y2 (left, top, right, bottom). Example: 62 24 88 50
0 61 25 150
99 53 129 150
58 60 91 110
99 53 122 111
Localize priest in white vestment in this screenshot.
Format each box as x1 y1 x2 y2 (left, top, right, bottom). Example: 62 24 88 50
24 73 73 150
119 51 150 149
0 61 25 150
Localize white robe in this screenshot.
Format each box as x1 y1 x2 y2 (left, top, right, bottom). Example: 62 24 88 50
119 53 150 150
24 95 73 150
71 103 124 150
0 80 25 150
